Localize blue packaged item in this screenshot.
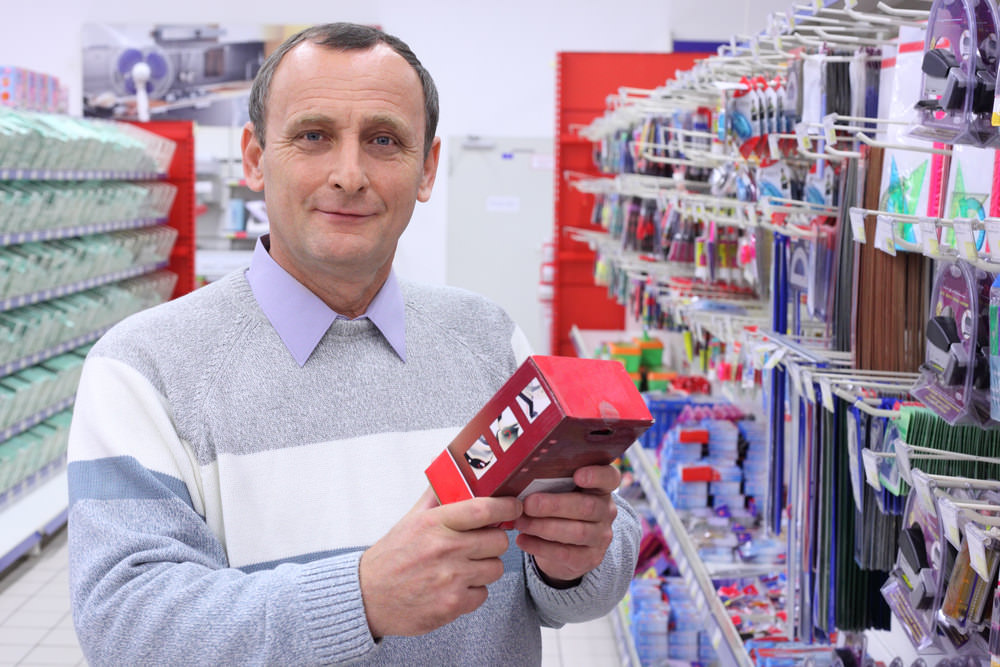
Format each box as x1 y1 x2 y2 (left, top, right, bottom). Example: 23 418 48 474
628 578 669 666
640 394 692 449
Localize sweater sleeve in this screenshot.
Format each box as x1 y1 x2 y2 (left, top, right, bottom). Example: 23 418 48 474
67 354 378 666
523 493 640 626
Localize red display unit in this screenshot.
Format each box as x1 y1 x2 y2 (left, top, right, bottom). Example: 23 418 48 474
551 51 710 357
127 120 197 300
425 355 653 513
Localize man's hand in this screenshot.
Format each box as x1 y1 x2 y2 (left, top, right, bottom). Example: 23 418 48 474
513 464 620 586
359 488 523 638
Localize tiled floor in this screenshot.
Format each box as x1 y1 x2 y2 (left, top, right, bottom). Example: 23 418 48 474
0 528 622 667
0 530 84 666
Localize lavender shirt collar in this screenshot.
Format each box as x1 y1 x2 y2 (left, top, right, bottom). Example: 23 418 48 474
245 235 406 366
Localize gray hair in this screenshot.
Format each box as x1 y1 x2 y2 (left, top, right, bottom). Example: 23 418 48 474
248 23 439 157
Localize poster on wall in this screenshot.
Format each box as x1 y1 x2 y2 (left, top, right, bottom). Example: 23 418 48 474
81 23 299 125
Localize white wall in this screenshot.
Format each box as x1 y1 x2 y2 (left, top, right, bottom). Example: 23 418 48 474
0 0 791 286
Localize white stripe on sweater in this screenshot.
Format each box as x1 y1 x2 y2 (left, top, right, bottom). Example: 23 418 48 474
68 356 206 516
208 426 460 567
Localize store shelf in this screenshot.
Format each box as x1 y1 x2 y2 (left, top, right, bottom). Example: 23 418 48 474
0 260 167 312
0 325 112 379
0 464 67 574
627 442 753 667
1 397 73 443
609 601 642 667
0 217 165 247
0 168 163 181
0 118 196 581
570 325 677 360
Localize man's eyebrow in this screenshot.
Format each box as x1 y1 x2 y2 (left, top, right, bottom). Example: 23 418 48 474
285 114 337 132
364 113 415 136
282 113 415 137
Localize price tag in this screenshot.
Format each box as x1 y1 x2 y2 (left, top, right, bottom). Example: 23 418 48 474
937 496 962 550
919 218 940 258
801 370 817 403
768 132 780 159
861 449 883 491
965 523 993 581
741 358 756 389
895 444 916 487
818 377 835 412
952 218 979 261
985 219 1000 260
752 342 776 370
910 469 935 513
849 208 867 244
875 214 897 256
822 115 837 145
787 361 803 397
759 199 774 220
846 410 863 512
763 347 787 370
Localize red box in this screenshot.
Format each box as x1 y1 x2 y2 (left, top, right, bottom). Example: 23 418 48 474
426 355 654 508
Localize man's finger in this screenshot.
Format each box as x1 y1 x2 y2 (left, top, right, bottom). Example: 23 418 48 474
573 464 621 494
437 496 523 532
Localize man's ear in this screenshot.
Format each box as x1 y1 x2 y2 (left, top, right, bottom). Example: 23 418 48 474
241 122 265 192
417 136 441 203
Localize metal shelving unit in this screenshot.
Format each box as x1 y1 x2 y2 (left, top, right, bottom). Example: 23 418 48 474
628 443 754 667
609 600 642 667
0 117 196 575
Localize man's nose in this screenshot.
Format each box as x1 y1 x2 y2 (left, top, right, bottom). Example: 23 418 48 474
327 141 369 193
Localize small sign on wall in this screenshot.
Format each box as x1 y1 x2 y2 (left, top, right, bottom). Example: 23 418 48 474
485 195 521 213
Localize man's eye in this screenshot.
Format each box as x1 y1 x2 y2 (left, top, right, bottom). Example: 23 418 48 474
373 136 395 146
302 131 324 142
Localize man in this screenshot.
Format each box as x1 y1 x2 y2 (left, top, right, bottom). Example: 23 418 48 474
67 23 639 665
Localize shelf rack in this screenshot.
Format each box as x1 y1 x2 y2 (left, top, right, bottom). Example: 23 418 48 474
0 118 196 575
628 442 754 666
609 600 642 667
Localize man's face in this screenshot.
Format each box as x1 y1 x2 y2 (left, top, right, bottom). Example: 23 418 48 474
242 41 439 294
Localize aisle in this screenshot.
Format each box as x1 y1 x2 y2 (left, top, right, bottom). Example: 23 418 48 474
0 528 622 666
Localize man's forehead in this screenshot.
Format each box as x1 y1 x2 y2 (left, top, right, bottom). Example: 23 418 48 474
265 42 425 131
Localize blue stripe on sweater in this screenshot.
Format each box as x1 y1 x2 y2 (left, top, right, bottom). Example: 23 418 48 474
238 547 364 573
68 456 194 511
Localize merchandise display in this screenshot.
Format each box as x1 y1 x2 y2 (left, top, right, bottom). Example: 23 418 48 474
15 4 1000 665
0 93 194 573
563 1 1000 665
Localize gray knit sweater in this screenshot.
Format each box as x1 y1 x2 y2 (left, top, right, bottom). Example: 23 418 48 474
66 269 640 666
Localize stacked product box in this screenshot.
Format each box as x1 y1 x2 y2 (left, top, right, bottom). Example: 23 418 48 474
659 417 769 518
738 420 769 502
628 577 670 666
0 66 67 113
663 577 719 663
660 419 746 513
660 424 711 509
